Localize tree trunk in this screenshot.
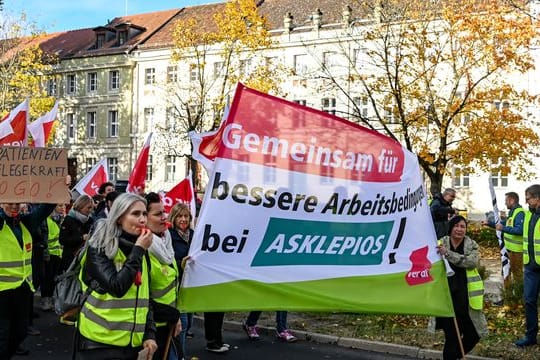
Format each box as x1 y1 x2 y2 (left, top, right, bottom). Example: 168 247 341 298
429 172 444 197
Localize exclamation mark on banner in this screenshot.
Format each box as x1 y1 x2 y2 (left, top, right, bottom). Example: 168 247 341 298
389 217 406 264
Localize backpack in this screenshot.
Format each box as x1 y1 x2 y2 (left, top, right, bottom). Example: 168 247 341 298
53 247 93 317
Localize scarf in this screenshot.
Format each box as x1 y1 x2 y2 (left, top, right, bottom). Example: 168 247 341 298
69 209 90 223
148 231 175 265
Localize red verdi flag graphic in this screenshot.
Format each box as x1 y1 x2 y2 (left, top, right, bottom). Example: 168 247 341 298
28 101 58 147
73 159 109 197
127 132 152 194
0 99 29 146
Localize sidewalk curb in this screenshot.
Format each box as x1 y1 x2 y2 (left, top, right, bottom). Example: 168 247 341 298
209 318 496 360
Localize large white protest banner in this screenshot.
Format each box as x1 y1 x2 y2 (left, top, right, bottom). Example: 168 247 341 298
181 84 453 316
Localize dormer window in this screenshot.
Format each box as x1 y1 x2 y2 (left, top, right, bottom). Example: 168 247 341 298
118 30 127 45
96 33 105 48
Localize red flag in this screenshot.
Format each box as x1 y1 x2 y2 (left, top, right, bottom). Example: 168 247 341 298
73 159 109 197
161 171 196 216
189 104 229 174
0 99 29 146
28 101 58 147
127 132 152 194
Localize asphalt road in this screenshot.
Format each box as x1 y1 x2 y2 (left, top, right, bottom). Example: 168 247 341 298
15 302 415 360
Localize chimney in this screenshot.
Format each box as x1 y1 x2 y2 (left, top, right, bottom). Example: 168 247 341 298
312 8 322 29
342 5 352 27
283 12 293 32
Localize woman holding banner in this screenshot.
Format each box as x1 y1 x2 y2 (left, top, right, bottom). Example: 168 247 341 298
436 215 487 359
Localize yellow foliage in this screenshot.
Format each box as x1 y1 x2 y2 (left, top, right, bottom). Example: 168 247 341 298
349 0 539 192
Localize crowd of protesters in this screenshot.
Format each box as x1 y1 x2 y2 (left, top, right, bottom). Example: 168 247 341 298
1 180 298 360
4 178 540 359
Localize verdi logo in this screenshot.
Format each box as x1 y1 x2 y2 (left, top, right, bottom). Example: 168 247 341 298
251 218 394 266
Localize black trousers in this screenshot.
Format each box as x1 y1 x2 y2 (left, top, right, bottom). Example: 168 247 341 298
0 283 32 359
438 315 480 360
41 255 61 298
204 312 225 345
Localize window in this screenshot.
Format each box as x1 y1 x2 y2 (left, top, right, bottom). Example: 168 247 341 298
294 54 308 75
167 66 178 83
96 33 105 48
293 99 306 106
321 98 336 115
165 155 176 181
213 61 223 79
108 110 119 137
189 64 198 82
66 74 76 94
46 78 57 96
86 111 96 139
143 108 154 132
146 155 153 181
452 168 470 188
166 107 176 130
67 113 75 140
353 96 369 119
322 51 336 71
491 170 509 188
87 72 97 93
188 104 200 121
86 158 97 173
494 100 510 111
108 158 118 181
384 103 398 124
109 70 119 91
353 48 369 71
118 30 127 46
145 68 156 85
239 59 251 74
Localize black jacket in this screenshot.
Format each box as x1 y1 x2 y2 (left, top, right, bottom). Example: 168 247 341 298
59 214 92 269
81 234 156 346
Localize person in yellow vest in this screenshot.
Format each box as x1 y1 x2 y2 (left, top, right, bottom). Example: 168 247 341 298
40 203 66 311
0 202 57 359
436 215 487 359
482 191 524 287
515 184 540 347
144 192 181 360
76 193 157 359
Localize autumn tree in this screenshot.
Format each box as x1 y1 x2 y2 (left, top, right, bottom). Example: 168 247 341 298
160 0 287 190
300 0 540 195
0 13 56 119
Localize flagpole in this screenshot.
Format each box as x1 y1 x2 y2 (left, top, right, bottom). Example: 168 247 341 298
453 317 467 359
488 176 511 280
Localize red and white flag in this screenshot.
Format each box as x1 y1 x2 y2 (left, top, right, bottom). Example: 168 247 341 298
189 104 229 174
73 159 109 197
127 132 152 194
0 99 29 146
28 101 58 147
161 170 196 216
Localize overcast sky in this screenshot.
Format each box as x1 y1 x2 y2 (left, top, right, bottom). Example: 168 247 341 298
3 0 221 33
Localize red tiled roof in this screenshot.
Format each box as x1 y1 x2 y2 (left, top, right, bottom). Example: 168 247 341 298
139 3 226 49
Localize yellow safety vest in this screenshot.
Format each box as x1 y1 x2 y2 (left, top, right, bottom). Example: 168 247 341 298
466 268 484 310
523 211 540 266
0 222 34 292
503 207 524 253
149 253 179 327
438 239 484 310
79 249 150 347
46 217 62 257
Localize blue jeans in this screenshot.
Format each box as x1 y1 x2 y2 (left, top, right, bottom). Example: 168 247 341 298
246 311 288 333
171 312 192 359
524 267 540 340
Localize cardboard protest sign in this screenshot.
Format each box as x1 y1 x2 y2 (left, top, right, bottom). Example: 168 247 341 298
0 146 70 203
181 84 453 317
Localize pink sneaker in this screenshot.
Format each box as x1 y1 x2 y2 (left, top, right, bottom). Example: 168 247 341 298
276 329 297 342
242 322 260 340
